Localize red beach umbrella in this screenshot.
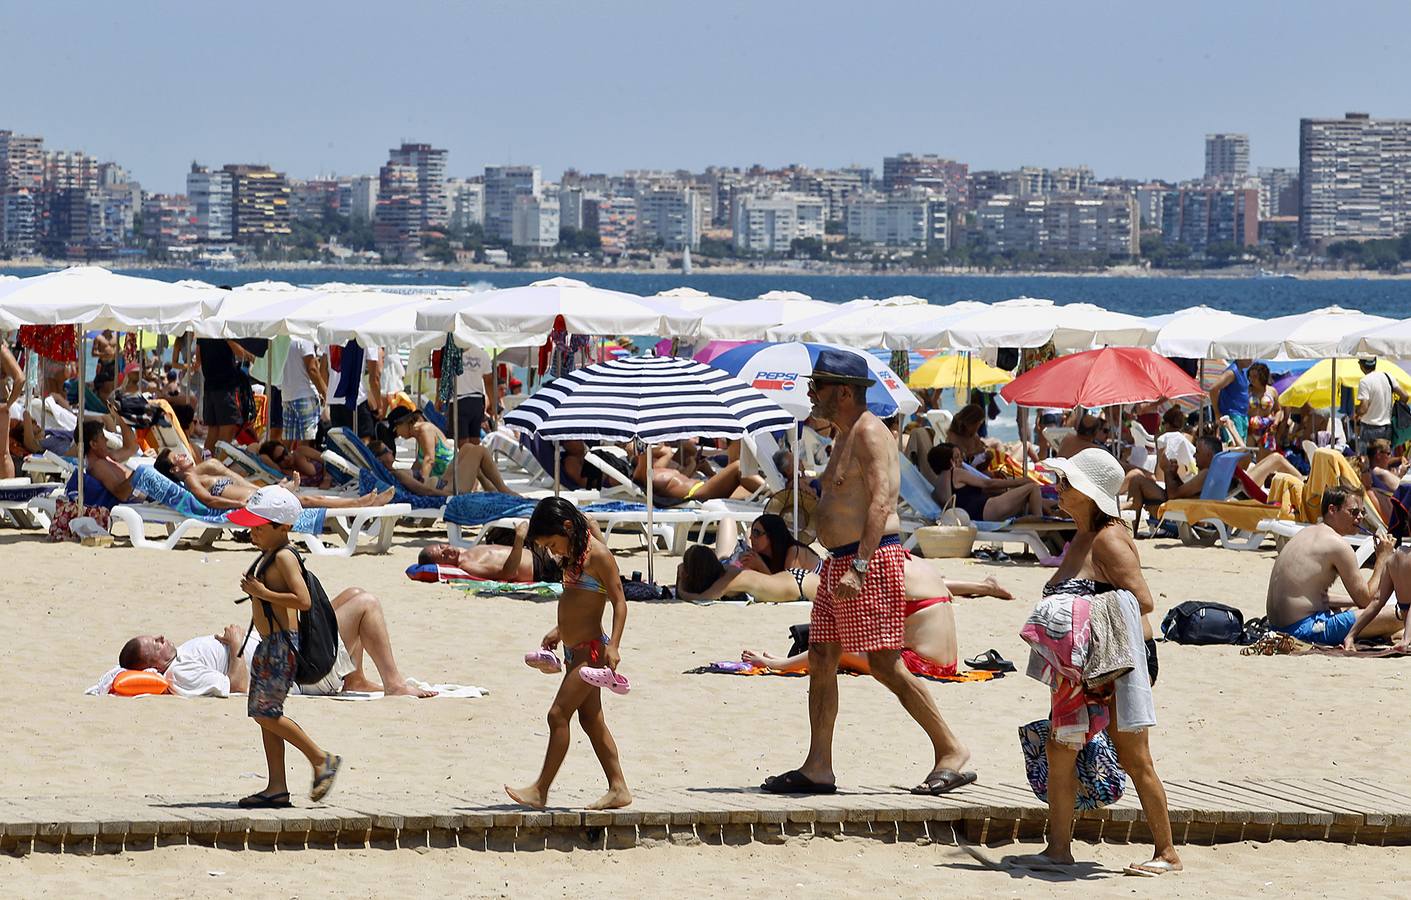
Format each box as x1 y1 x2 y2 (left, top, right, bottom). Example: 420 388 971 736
1000 346 1202 409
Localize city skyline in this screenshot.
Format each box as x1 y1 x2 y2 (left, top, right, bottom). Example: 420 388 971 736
7 0 1407 193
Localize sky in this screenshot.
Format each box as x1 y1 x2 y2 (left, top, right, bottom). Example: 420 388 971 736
3 0 1410 193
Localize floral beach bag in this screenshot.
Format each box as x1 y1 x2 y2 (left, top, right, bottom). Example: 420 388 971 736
1019 718 1127 810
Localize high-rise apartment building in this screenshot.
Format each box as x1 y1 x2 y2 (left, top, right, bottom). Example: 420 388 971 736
585 195 636 255
511 194 560 248
0 131 45 194
384 143 448 225
222 164 291 243
1159 187 1259 251
1256 167 1299 219
881 154 969 206
290 179 340 221
844 191 948 249
1 189 38 255
447 178 485 231
374 163 424 261
484 165 541 243
636 187 702 250
1204 134 1250 182
340 175 377 222
0 131 44 255
141 194 196 249
975 194 1137 257
187 164 234 241
1299 112 1411 243
732 193 826 254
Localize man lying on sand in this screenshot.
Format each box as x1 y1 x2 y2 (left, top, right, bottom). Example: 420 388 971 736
419 520 607 582
118 587 436 698
1266 486 1402 648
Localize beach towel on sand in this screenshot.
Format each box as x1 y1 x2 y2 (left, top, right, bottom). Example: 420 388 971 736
130 465 327 533
687 661 997 684
357 469 448 510
451 579 562 600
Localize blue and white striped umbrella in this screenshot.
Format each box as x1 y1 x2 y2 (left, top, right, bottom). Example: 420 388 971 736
504 355 794 443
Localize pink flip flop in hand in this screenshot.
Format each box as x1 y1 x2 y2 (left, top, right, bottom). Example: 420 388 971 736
578 666 630 695
523 649 562 674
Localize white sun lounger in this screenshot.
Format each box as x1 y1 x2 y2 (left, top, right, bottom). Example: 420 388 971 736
0 478 60 529
1257 517 1377 565
898 457 1071 560
84 500 415 555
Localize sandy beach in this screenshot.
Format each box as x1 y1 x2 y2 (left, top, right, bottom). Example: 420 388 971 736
1 524 1407 895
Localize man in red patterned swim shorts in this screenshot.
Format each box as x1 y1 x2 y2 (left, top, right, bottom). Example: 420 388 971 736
760 349 976 797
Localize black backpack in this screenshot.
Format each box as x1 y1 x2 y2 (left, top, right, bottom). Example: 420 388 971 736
245 548 339 685
1160 601 1245 645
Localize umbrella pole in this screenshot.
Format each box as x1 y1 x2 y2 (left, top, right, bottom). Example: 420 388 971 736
263 356 273 442
791 427 800 539
554 439 561 498
1330 358 1337 447
645 442 655 584
490 349 500 435
1199 359 1207 432
77 330 86 513
450 381 459 494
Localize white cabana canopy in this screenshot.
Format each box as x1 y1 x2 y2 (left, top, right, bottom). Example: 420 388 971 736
0 266 222 333
416 276 700 347
1208 305 1394 359
1337 317 1411 358
215 286 420 341
770 297 986 349
697 292 836 341
936 297 1158 352
1144 306 1260 358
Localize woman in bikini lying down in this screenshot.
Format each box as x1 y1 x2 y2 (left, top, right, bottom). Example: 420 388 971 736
674 544 1011 677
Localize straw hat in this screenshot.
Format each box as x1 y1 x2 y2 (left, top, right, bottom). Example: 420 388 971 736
1040 448 1123 518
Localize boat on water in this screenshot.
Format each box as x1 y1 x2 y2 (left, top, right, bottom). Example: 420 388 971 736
1256 268 1297 279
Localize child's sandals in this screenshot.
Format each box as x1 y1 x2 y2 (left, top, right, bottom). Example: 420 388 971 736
579 666 631 695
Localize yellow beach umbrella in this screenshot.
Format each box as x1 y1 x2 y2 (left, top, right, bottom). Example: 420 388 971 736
1277 358 1411 408
908 354 1012 391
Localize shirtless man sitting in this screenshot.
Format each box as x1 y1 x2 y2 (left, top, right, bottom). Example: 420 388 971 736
153 449 393 510
118 587 436 698
759 348 973 798
1266 486 1400 647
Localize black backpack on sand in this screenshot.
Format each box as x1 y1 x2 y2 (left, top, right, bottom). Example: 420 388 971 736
1160 601 1244 645
246 547 339 685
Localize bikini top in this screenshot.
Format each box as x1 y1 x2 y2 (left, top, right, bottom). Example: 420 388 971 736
1042 576 1116 597
565 568 609 594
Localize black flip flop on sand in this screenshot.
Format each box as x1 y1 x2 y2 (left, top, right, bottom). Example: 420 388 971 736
964 649 1016 673
910 769 977 795
760 770 837 795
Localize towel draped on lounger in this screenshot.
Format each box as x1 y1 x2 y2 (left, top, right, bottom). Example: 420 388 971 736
129 465 327 533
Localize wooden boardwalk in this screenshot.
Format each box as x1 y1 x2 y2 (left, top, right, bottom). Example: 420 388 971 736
3 777 1409 854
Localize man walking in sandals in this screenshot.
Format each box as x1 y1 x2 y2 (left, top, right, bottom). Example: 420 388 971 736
760 349 975 797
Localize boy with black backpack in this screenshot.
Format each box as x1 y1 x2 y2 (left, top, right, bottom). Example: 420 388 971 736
231 486 342 808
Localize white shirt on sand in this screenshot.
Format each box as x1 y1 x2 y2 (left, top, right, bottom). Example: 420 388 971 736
166 635 256 698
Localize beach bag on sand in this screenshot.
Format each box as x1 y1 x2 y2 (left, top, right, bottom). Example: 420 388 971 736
1161 601 1244 645
246 549 339 685
1019 719 1126 810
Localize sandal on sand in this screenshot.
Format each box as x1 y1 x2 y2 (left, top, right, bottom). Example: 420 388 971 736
760 770 837 795
910 769 978 795
964 649 1016 673
237 790 292 809
578 666 630 694
524 648 562 673
310 753 342 802
1124 859 1182 877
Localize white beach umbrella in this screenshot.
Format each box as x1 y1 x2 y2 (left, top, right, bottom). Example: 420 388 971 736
215 286 416 340
1145 306 1260 358
416 276 699 347
315 296 455 353
770 297 985 349
0 266 221 332
874 300 991 350
504 355 793 582
644 286 736 316
1208 305 1393 360
935 297 1158 352
697 291 837 341
1337 317 1411 358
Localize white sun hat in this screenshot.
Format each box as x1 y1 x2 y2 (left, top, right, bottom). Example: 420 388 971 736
1039 448 1124 518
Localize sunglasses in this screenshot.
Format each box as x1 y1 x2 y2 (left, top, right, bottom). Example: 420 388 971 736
1052 473 1072 491
808 378 843 392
